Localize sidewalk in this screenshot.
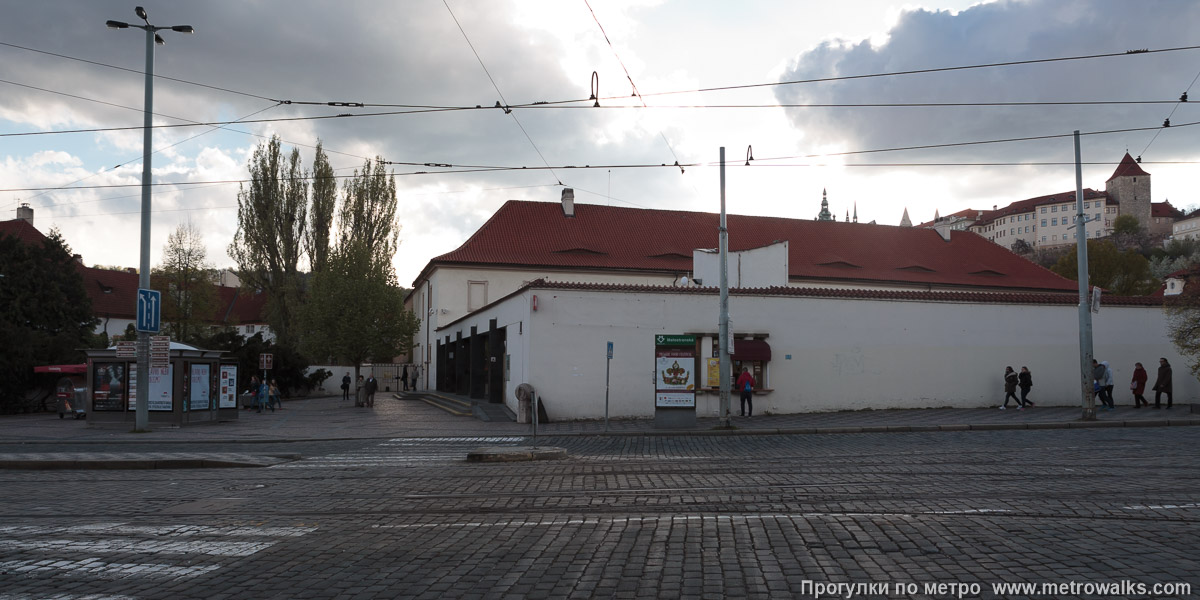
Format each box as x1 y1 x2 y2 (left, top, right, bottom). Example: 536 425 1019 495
0 393 1195 468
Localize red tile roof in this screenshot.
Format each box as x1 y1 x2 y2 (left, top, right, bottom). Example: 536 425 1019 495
1107 152 1150 182
420 200 1079 293
0 218 45 245
1152 201 1183 219
972 189 1109 227
216 286 269 324
916 208 982 229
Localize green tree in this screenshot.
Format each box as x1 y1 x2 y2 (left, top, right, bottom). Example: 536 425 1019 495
152 221 219 344
1111 214 1143 236
228 135 308 348
1051 239 1159 295
302 158 420 380
304 142 337 275
0 228 97 412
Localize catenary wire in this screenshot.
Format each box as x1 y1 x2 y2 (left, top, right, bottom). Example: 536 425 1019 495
1139 65 1200 158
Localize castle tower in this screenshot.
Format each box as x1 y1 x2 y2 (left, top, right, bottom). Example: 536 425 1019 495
816 188 833 221
1105 152 1151 227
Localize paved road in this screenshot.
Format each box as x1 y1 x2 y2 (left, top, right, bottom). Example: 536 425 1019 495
1 426 1197 599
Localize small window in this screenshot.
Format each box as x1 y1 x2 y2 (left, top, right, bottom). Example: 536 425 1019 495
1041 236 1047 242
1052 206 1057 213
1051 218 1058 226
1041 219 1047 227
246 324 255 333
468 281 488 312
1041 207 1047 214
1084 202 1090 209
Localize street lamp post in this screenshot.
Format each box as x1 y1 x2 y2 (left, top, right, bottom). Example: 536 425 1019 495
106 7 193 431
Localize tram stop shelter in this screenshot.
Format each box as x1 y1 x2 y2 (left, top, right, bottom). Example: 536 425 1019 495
84 342 238 427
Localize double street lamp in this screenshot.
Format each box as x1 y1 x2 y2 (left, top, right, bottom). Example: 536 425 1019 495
106 7 193 431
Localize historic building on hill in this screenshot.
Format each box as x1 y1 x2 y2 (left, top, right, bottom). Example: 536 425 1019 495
920 153 1184 250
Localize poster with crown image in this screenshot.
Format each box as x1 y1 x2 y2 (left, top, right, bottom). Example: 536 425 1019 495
655 334 696 408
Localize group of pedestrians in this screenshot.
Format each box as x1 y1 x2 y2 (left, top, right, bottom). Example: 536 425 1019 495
1001 358 1174 411
1000 366 1035 410
1095 357 1173 410
247 375 283 413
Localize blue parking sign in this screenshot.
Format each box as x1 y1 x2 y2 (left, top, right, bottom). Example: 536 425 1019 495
137 288 161 333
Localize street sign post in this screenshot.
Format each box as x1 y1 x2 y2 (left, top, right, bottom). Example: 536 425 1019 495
115 341 136 358
605 341 613 432
149 335 170 368
259 353 274 370
136 288 161 333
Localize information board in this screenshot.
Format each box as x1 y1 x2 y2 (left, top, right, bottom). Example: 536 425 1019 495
91 363 126 411
190 364 211 411
654 335 696 408
128 364 174 411
218 365 238 409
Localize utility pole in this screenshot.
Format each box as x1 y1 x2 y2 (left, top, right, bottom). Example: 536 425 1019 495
107 8 194 431
718 147 731 427
1074 130 1096 421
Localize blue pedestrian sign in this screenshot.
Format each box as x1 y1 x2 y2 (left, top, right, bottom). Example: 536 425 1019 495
607 341 613 359
137 288 161 333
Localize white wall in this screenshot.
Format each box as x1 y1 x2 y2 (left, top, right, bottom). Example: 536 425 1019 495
450 286 1198 420
693 241 788 288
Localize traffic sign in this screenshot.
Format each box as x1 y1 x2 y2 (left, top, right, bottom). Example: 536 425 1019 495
607 341 613 359
136 288 161 333
259 353 274 370
115 341 136 358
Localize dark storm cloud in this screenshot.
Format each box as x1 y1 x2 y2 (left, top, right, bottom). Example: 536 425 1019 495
774 0 1200 165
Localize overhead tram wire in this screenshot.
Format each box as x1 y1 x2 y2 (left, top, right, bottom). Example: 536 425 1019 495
583 0 685 174
1139 65 1200 158
442 0 562 186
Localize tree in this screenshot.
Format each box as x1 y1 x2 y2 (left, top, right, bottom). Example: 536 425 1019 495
228 135 308 347
305 142 336 275
152 221 219 344
1111 214 1143 236
1010 239 1033 256
1051 239 1159 296
302 158 420 380
1166 274 1200 381
0 228 98 412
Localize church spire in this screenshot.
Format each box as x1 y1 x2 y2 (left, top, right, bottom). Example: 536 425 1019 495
900 207 912 227
816 188 833 221
853 202 858 223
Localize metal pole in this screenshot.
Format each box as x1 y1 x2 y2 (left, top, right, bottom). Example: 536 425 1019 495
718 147 731 427
604 351 611 433
1074 131 1095 421
134 25 155 432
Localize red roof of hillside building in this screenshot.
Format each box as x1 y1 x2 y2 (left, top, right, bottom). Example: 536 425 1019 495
1152 201 1183 219
79 266 139 319
0 218 45 245
973 189 1110 227
1107 152 1149 181
216 286 269 324
419 200 1079 293
916 208 983 229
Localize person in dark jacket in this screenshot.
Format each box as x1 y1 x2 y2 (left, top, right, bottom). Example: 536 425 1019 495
1017 366 1034 408
1092 359 1113 410
401 365 410 392
1001 366 1020 410
1152 357 1173 409
735 367 756 417
1131 362 1148 408
341 372 351 402
365 375 378 407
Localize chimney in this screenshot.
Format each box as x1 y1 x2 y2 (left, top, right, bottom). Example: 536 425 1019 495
561 188 575 217
72 254 83 264
16 202 33 226
126 267 137 274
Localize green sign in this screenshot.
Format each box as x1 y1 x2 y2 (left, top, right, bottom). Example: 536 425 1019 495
655 334 696 346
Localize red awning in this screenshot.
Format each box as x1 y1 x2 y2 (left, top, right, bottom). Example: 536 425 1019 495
731 339 771 361
33 364 87 374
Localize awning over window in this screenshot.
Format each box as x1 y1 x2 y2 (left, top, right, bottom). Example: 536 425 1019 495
731 339 771 361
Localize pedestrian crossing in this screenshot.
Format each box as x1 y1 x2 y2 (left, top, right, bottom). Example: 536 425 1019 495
274 436 527 468
0 522 316 593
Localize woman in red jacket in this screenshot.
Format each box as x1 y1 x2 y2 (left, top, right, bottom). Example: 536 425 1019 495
735 367 756 418
1130 362 1148 408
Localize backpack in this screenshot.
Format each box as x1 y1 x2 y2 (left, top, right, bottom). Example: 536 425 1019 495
743 381 751 392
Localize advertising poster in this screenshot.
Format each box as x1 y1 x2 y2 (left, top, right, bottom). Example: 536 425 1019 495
127 364 174 411
218 365 238 409
706 358 720 388
91 363 125 411
190 364 211 411
654 334 696 408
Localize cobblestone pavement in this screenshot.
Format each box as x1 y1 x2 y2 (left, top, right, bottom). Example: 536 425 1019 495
0 427 1197 599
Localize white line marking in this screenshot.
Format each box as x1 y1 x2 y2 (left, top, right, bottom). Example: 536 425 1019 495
0 559 219 579
1123 503 1200 510
0 524 316 538
0 538 276 557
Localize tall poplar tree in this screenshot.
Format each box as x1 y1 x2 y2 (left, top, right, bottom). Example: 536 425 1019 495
302 158 419 378
305 142 336 275
228 136 308 347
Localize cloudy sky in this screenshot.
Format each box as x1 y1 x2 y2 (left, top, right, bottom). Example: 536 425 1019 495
3 0 1198 286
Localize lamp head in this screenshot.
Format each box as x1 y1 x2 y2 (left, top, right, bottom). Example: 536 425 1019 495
171 25 195 34
105 20 130 29
154 33 165 45
135 6 148 20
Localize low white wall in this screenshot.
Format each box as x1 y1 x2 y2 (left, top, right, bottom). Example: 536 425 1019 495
500 287 1198 420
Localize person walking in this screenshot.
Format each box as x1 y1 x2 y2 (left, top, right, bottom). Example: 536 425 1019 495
266 379 282 412
1101 361 1116 410
1131 362 1149 408
1152 357 1173 409
248 375 260 411
341 372 351 402
1017 366 1034 408
735 367 756 417
1091 359 1113 410
365 374 378 408
355 375 365 408
401 365 409 392
257 378 270 414
1001 366 1020 410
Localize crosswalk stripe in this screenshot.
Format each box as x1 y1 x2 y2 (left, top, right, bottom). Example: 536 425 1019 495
0 559 220 579
0 538 276 557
